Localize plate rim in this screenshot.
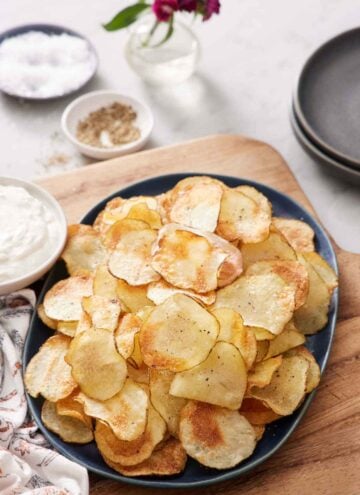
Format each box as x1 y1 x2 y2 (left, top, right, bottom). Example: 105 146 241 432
23 172 339 489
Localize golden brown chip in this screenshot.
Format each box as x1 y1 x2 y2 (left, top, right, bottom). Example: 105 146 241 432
255 340 270 362
127 362 149 385
302 252 338 293
147 280 216 306
125 202 162 230
74 311 92 336
78 379 148 441
249 355 309 415
246 260 309 309
179 401 256 469
42 400 93 444
95 404 166 466
236 185 272 218
272 217 315 253
93 264 118 299
57 321 78 337
252 424 266 441
44 276 93 321
82 295 121 331
116 279 154 313
247 356 283 391
217 187 271 243
240 398 281 425
248 326 275 341
285 346 321 393
102 437 187 476
108 227 160 286
139 294 219 372
150 369 187 437
215 273 296 335
25 335 77 402
264 323 306 359
170 342 247 410
56 389 92 428
62 224 107 276
103 218 150 250
114 313 142 359
37 303 57 330
65 328 127 400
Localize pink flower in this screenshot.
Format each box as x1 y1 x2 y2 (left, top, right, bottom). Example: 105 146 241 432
178 0 198 12
152 0 178 21
203 0 220 20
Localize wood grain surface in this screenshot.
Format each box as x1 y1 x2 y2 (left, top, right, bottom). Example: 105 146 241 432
37 135 360 495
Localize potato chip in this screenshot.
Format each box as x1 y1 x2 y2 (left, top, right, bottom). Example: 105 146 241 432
217 187 271 243
56 389 92 428
44 276 93 321
42 400 93 444
93 264 118 299
57 320 78 337
248 326 275 341
272 217 315 253
116 279 154 313
255 340 270 362
25 334 77 402
211 308 257 368
170 342 247 410
125 202 162 230
82 295 121 331
252 424 266 441
103 218 150 250
37 303 57 330
247 356 283 391
78 379 148 441
147 280 215 306
62 224 107 276
302 252 338 293
136 305 154 322
249 355 309 415
246 260 309 309
114 313 142 359
74 311 92 336
109 228 160 286
95 404 166 466
215 273 296 335
139 294 219 372
294 256 331 334
265 323 306 359
150 369 187 437
152 224 242 293
129 333 144 369
240 398 281 425
65 328 127 400
241 228 297 270
127 362 149 385
236 185 272 219
285 346 321 393
102 437 187 476
179 401 256 469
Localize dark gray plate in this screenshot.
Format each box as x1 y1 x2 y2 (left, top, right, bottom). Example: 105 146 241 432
23 173 339 489
294 28 360 169
0 24 98 101
291 105 360 185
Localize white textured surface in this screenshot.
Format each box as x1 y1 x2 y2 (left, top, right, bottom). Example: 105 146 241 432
1 0 359 253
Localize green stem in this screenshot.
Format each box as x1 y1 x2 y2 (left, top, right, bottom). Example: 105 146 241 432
142 19 160 47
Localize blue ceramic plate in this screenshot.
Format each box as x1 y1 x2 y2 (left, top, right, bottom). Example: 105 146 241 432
23 174 339 489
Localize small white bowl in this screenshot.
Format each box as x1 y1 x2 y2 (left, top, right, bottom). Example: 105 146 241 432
0 177 67 296
61 90 154 160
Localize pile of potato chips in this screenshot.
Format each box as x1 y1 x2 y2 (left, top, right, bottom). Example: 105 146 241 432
25 176 338 476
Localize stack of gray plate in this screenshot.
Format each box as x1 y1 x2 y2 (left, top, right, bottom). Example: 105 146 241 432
291 28 360 184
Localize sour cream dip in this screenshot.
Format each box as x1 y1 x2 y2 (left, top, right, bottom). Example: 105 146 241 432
0 185 59 282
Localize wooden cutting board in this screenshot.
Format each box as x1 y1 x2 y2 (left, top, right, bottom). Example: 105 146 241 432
37 135 360 495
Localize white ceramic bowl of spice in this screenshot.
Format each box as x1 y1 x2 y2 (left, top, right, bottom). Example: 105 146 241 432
61 90 154 160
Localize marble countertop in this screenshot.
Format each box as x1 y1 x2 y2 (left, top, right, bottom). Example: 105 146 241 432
1 0 359 253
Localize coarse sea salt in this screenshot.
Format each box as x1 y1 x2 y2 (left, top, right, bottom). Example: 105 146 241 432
0 31 97 98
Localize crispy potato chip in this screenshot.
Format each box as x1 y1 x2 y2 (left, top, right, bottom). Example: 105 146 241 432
74 311 92 336
303 252 338 293
78 379 148 441
25 335 77 402
147 280 216 306
109 228 160 286
265 323 306 359
179 401 256 469
246 260 309 309
62 224 107 277
247 356 283 391
285 346 321 393
140 294 219 372
116 279 154 313
114 313 142 359
129 333 143 369
136 305 154 322
65 328 127 400
241 228 297 270
252 424 266 441
248 326 275 341
249 355 309 415
240 398 281 425
294 256 331 334
217 188 271 243
255 340 270 362
103 218 150 250
215 273 296 335
125 202 162 229
103 437 187 476
56 389 92 428
150 369 187 437
162 176 223 232
57 320 78 337
236 185 272 218
37 303 57 330
127 362 149 385
170 342 247 410
44 276 93 321
82 295 121 331
95 404 166 466
211 308 257 369
152 224 242 293
272 217 315 253
93 264 118 299
42 400 93 444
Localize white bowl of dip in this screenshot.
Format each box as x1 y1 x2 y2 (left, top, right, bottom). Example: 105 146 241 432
0 177 67 295
61 90 154 160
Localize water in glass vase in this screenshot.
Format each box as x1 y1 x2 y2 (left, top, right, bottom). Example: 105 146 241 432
125 17 200 86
